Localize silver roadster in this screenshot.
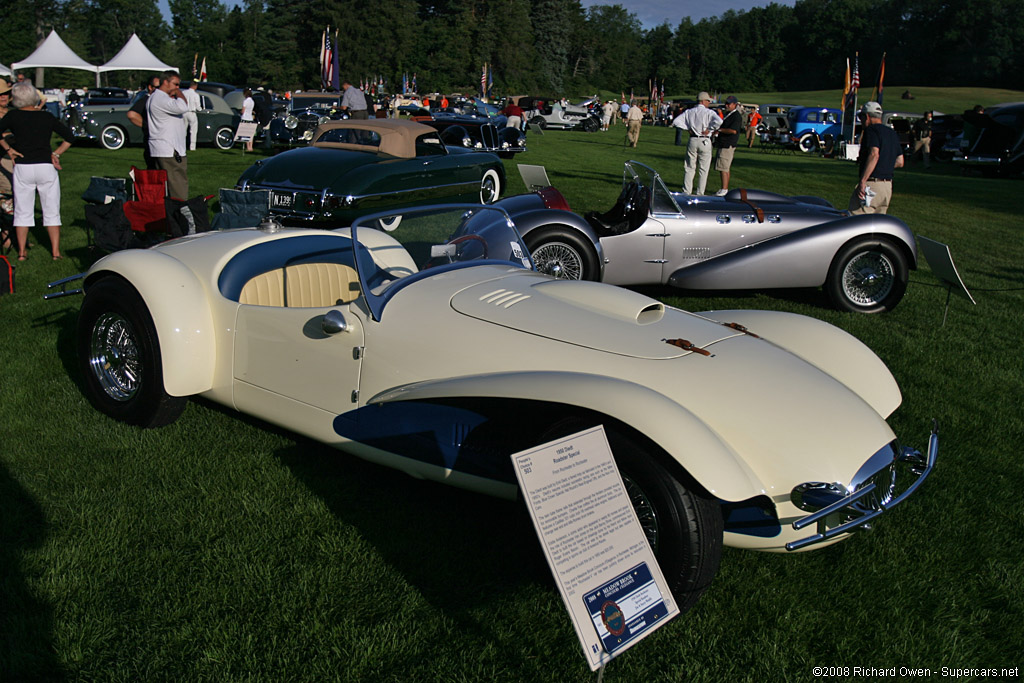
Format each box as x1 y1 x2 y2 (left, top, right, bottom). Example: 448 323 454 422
516 162 917 313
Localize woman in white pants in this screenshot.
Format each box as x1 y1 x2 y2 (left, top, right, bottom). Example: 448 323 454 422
0 83 74 260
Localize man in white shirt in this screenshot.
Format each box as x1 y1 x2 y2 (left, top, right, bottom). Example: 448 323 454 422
671 91 721 195
147 70 190 199
182 81 201 151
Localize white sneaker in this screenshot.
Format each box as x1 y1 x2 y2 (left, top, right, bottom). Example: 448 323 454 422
714 189 729 196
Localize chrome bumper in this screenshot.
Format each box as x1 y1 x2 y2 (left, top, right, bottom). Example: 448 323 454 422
786 421 938 551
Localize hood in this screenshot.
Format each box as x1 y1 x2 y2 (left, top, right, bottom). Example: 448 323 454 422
450 277 741 358
239 147 391 190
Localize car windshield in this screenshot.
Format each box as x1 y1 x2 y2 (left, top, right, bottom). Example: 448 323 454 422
351 205 534 320
625 161 682 213
292 96 339 111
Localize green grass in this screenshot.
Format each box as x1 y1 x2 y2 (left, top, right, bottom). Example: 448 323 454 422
3 99 1024 681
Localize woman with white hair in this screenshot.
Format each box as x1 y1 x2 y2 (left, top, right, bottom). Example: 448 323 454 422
0 81 74 260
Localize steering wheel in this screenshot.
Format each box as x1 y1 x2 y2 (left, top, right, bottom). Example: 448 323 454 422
447 234 489 260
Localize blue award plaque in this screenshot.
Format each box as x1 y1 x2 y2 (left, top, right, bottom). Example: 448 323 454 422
583 562 669 655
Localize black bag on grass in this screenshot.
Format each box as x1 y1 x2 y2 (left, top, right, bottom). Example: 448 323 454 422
85 201 136 252
165 196 211 238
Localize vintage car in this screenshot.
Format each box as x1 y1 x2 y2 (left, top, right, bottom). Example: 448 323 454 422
56 202 936 614
522 97 601 131
81 87 131 105
511 161 917 313
67 89 239 151
418 110 526 158
237 119 505 226
952 102 1024 175
267 91 347 145
786 106 842 153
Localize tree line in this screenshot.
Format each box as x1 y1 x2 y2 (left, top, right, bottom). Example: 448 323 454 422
5 0 1023 96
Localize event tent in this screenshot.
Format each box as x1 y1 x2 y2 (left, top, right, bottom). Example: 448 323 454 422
11 30 99 86
0 63 11 77
98 33 177 75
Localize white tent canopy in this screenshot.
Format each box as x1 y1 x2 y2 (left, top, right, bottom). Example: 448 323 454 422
12 30 98 76
0 63 11 77
98 33 177 74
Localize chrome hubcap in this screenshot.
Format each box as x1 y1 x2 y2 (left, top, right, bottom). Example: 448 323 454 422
480 177 497 204
842 251 895 305
532 242 583 280
89 312 140 401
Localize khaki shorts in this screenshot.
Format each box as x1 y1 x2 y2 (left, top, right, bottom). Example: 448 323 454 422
715 146 736 172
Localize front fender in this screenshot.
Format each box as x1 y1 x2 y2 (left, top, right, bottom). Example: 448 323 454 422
696 310 902 418
85 250 215 397
369 371 767 502
669 213 917 290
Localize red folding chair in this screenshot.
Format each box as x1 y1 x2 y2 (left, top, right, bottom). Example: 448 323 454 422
123 166 168 233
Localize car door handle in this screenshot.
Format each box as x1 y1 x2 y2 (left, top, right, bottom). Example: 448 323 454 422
716 214 731 224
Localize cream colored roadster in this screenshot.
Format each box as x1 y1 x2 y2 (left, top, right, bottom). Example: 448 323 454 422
58 205 937 612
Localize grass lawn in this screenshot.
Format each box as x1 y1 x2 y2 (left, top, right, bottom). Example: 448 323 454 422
2 101 1023 681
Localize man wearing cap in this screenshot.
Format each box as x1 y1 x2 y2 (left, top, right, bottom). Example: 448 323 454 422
713 96 743 196
671 92 721 195
850 101 903 215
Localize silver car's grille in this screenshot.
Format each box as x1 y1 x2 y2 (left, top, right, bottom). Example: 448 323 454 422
679 247 711 260
479 289 531 308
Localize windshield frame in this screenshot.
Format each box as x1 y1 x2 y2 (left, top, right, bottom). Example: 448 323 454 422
351 204 534 321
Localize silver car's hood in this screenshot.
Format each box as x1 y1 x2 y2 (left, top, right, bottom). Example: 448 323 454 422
450 277 742 359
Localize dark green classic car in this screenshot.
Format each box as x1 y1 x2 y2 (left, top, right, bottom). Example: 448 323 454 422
236 119 506 226
67 90 240 151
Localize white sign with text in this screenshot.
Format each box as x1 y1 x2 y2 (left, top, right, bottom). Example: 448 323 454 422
511 426 678 671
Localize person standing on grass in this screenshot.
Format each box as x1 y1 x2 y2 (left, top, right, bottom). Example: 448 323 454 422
183 81 202 151
147 71 190 200
672 91 721 196
240 88 256 152
127 76 161 170
626 102 644 147
849 101 902 215
712 96 743 196
0 82 74 261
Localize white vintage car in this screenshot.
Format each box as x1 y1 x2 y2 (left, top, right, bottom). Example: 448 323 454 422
57 205 936 613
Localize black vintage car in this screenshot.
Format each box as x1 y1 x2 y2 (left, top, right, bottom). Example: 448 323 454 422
268 92 347 145
420 111 526 158
953 102 1024 176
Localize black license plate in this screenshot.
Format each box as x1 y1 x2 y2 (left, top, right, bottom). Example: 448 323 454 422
272 192 293 208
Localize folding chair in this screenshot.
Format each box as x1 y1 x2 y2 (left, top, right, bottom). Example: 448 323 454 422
211 188 272 230
124 166 168 234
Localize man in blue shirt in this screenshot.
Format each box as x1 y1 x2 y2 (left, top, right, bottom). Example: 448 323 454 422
849 101 903 214
340 82 368 120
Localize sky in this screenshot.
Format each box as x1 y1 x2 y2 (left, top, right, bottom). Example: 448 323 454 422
159 0 797 30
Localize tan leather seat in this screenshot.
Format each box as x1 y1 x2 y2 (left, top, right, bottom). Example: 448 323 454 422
239 263 360 307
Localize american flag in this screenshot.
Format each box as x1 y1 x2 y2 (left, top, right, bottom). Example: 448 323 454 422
850 54 860 90
480 64 487 98
320 29 335 91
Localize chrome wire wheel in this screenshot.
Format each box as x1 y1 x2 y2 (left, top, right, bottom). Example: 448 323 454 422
841 249 896 306
623 474 660 551
89 311 141 402
531 241 584 280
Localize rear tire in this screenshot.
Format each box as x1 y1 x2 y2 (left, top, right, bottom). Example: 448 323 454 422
797 133 818 153
77 277 187 427
525 227 600 281
214 126 235 150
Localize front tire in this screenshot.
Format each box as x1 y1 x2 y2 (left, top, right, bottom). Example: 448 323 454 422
525 227 600 281
77 277 187 427
539 421 723 612
100 124 127 151
214 126 235 150
825 238 909 313
479 169 501 204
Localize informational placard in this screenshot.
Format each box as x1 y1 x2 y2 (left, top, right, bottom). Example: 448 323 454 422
511 426 678 671
234 121 258 142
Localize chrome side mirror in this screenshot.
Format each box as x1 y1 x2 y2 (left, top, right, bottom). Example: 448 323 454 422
322 309 349 335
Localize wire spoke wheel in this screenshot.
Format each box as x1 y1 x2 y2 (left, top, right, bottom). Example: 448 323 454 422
89 312 141 402
841 250 896 306
532 241 584 280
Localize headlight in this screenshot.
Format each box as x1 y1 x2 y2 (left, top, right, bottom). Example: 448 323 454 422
462 136 473 147
501 141 510 149
318 115 330 125
474 141 483 149
285 115 298 130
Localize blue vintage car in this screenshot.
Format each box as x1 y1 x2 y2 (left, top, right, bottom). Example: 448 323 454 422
787 106 843 153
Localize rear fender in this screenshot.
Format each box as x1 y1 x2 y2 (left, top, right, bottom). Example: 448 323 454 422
369 371 767 502
669 214 917 290
85 250 215 397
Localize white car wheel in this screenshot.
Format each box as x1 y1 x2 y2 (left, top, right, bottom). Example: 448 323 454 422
479 169 501 204
100 124 127 151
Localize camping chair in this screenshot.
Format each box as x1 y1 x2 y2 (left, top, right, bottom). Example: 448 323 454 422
123 166 168 234
211 188 272 230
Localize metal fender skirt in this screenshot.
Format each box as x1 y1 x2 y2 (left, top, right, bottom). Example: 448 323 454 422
786 421 939 551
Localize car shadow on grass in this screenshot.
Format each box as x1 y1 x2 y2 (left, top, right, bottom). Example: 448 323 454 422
0 460 63 679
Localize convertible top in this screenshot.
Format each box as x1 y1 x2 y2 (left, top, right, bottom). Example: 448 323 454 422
311 119 438 158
